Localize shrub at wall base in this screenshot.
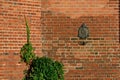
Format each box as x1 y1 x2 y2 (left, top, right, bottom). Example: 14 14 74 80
24 57 64 80
20 16 64 80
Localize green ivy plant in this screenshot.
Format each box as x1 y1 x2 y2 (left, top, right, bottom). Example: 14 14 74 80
20 16 35 64
24 57 64 80
20 16 64 80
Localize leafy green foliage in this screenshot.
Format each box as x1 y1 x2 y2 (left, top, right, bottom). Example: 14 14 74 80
23 57 64 80
20 16 35 64
20 16 64 80
20 43 35 64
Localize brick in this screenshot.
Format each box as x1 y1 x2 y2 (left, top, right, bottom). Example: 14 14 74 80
0 0 120 80
41 0 120 80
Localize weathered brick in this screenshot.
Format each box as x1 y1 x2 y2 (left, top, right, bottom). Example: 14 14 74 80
41 0 120 80
0 0 120 80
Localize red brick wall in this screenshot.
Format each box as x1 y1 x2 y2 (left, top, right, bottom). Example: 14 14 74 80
41 0 120 80
0 0 41 80
0 0 120 80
